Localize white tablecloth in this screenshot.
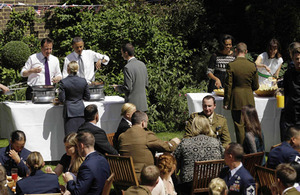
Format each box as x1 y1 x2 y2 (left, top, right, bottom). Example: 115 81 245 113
187 93 281 152
0 96 124 161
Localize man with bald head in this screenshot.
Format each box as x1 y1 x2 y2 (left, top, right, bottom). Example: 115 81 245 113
223 42 259 144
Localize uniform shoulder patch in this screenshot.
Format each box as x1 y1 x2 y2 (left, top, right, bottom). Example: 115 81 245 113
216 113 226 118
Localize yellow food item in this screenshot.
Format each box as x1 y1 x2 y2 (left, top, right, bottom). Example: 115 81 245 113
258 84 278 91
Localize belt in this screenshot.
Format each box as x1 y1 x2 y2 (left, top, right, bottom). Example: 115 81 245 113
258 71 271 78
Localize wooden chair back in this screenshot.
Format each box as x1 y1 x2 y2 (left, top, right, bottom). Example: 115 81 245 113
105 154 139 190
242 152 265 177
25 194 61 195
255 164 276 195
102 172 115 195
106 133 115 146
270 143 281 151
191 159 226 194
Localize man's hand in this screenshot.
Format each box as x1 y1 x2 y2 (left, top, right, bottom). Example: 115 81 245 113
0 84 9 94
52 76 61 83
63 172 73 183
96 60 102 70
9 150 21 164
45 166 55 174
215 78 222 89
111 84 118 91
31 66 42 73
171 137 181 145
223 105 228 110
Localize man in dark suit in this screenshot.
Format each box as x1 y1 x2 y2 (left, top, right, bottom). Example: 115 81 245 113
220 142 255 195
59 61 90 135
78 104 118 155
276 164 300 195
267 126 300 169
185 95 231 147
223 42 259 144
63 131 110 195
113 43 148 111
118 111 180 179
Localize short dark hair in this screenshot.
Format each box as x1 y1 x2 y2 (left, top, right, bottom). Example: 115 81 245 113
290 161 300 183
131 111 147 125
140 165 160 186
276 163 297 188
76 131 95 148
121 43 134 56
286 126 300 141
11 130 26 143
84 104 98 122
202 95 216 105
41 38 53 47
267 38 282 59
226 142 244 161
218 34 234 51
72 37 84 45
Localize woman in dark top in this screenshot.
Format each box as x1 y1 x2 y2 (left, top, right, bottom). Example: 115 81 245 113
45 133 84 177
16 152 60 195
207 34 235 92
113 103 136 149
242 105 265 164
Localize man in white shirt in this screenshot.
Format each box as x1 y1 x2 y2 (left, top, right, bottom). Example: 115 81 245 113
62 37 110 84
20 38 62 100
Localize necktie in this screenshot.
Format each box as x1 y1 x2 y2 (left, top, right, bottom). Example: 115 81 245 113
78 55 85 77
45 58 51 85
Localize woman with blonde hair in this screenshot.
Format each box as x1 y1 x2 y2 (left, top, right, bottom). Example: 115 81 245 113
113 103 136 149
46 132 84 177
174 115 224 195
152 153 177 195
16 152 60 194
0 165 13 195
209 178 228 195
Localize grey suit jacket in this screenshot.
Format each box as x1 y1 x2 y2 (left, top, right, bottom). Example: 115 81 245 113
116 58 148 111
59 75 90 118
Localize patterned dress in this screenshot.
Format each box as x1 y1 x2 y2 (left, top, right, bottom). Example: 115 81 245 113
174 134 224 183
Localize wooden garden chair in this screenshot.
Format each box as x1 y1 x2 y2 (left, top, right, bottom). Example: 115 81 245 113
106 133 115 146
102 172 115 195
242 152 265 177
255 164 276 195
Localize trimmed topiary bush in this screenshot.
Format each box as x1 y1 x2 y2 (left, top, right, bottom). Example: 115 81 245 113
2 41 31 70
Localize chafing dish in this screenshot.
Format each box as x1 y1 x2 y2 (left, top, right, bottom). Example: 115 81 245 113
32 85 55 104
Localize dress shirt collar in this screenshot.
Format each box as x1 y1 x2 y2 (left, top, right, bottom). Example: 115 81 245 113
230 162 243 178
123 117 132 126
208 112 214 124
89 121 98 127
128 56 135 62
74 51 84 59
85 150 96 158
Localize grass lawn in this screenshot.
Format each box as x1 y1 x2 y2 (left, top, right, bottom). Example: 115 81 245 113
0 131 184 185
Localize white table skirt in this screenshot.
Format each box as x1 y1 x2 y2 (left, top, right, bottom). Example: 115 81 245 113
187 93 281 152
0 96 124 161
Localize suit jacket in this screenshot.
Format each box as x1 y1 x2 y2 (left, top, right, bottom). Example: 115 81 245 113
224 57 259 110
67 151 110 195
78 122 118 155
59 74 90 118
116 58 148 111
220 165 255 195
184 111 231 147
118 125 178 177
0 145 30 177
16 170 60 195
113 117 131 149
267 141 300 169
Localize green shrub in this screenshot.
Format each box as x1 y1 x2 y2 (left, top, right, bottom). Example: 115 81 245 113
2 41 31 70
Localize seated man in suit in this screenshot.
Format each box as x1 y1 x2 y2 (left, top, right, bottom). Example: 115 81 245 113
220 142 255 195
78 104 118 155
267 126 300 169
118 111 180 178
63 131 110 195
185 95 231 147
276 163 300 195
0 130 30 177
125 165 160 195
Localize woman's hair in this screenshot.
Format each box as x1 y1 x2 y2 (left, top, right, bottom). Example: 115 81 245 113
27 152 44 172
241 105 263 142
191 115 215 137
0 165 8 195
68 61 79 75
267 38 282 59
209 177 228 195
64 133 84 173
120 103 136 117
157 153 177 175
218 34 234 51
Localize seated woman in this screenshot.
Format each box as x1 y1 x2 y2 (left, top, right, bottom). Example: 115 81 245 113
174 115 224 195
208 177 228 195
16 152 60 195
255 38 283 84
113 103 136 149
0 165 13 195
46 133 84 178
242 105 265 154
152 153 177 195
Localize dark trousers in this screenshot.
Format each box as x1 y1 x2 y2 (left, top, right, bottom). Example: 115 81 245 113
64 117 85 136
231 110 245 144
25 86 33 100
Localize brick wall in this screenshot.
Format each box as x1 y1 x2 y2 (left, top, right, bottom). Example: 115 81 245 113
0 0 60 39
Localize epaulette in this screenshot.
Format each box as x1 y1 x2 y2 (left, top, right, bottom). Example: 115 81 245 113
215 113 226 118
